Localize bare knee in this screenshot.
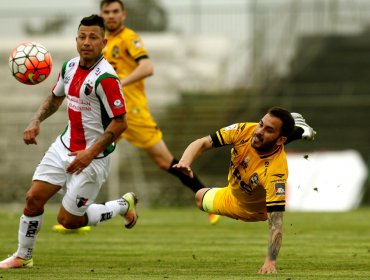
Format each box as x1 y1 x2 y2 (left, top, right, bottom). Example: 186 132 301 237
26 189 46 212
195 189 208 210
57 207 86 229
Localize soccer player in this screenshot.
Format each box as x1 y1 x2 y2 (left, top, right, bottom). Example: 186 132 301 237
0 15 138 269
98 0 220 224
173 107 299 274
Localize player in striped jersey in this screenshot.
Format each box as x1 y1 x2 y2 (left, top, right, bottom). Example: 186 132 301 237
173 107 297 274
0 15 138 269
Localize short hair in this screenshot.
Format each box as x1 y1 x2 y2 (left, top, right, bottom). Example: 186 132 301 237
267 107 295 137
79 14 105 35
100 0 125 10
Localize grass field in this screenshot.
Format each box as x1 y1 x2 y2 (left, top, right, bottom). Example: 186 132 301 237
0 205 369 280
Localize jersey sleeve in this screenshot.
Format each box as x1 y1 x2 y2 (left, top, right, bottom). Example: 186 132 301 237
265 160 288 212
210 123 249 147
95 73 126 118
123 31 149 62
52 61 69 97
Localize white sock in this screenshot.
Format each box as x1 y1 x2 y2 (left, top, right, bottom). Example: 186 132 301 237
86 198 128 226
16 213 43 260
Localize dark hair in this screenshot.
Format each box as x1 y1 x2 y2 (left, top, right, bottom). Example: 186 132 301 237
267 107 295 137
100 0 125 10
79 14 105 35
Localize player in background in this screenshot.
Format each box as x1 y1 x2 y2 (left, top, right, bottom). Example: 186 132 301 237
173 107 303 274
0 15 138 269
98 0 220 224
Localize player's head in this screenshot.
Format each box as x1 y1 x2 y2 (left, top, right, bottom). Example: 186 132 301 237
77 15 107 66
100 0 127 32
251 107 294 153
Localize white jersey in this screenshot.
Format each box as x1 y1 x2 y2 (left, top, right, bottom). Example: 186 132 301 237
52 55 126 157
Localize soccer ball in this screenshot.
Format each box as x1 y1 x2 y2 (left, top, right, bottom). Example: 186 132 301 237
9 41 52 85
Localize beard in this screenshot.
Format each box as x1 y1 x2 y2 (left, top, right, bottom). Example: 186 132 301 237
251 133 279 153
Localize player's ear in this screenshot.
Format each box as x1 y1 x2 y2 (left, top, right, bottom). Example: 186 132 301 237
277 136 287 146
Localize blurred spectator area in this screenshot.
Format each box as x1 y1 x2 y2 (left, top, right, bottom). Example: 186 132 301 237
0 0 370 205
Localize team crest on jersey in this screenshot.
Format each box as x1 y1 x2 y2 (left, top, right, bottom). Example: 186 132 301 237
133 39 142 48
274 182 286 195
76 195 88 208
112 46 119 58
249 173 259 187
84 82 93 96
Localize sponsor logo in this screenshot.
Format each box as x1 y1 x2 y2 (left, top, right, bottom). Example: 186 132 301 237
25 221 39 237
223 123 238 131
241 156 250 169
112 46 119 58
249 173 259 187
76 195 88 208
64 75 71 84
114 99 123 108
95 67 101 76
68 62 75 68
275 182 286 195
272 173 285 178
100 211 113 222
133 40 142 48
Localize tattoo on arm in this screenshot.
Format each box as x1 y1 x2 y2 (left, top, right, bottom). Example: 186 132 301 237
34 94 64 122
267 211 283 261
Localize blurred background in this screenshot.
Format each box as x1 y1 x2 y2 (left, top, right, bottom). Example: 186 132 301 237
0 0 369 210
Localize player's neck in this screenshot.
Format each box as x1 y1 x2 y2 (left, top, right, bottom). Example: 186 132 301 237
106 25 124 37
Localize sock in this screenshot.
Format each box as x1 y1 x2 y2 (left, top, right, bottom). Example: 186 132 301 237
85 198 129 226
16 209 43 260
167 158 205 193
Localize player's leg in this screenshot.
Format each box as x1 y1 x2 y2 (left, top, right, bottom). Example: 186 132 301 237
195 188 221 225
287 112 316 144
0 180 60 269
57 157 138 231
144 140 205 193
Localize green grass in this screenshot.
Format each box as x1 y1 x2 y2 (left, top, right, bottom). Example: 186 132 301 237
0 205 369 279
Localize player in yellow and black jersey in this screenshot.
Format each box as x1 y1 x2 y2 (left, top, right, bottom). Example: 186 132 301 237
173 107 299 274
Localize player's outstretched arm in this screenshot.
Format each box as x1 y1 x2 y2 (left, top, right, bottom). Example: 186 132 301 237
23 93 65 145
173 136 213 178
258 211 284 274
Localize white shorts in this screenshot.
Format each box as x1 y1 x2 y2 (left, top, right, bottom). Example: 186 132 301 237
33 137 112 216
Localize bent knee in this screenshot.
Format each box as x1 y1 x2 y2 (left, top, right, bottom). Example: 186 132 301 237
57 213 86 229
26 191 46 212
195 189 209 210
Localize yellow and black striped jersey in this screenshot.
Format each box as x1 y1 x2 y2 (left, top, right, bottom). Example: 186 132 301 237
210 122 288 212
102 27 149 112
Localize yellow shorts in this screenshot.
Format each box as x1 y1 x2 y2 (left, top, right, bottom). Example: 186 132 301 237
202 187 267 222
118 107 163 149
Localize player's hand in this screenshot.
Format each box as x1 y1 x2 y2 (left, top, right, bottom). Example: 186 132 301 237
258 259 277 274
23 120 41 145
172 161 193 178
66 150 95 174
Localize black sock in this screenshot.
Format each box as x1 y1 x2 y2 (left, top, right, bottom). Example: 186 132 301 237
167 158 205 193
